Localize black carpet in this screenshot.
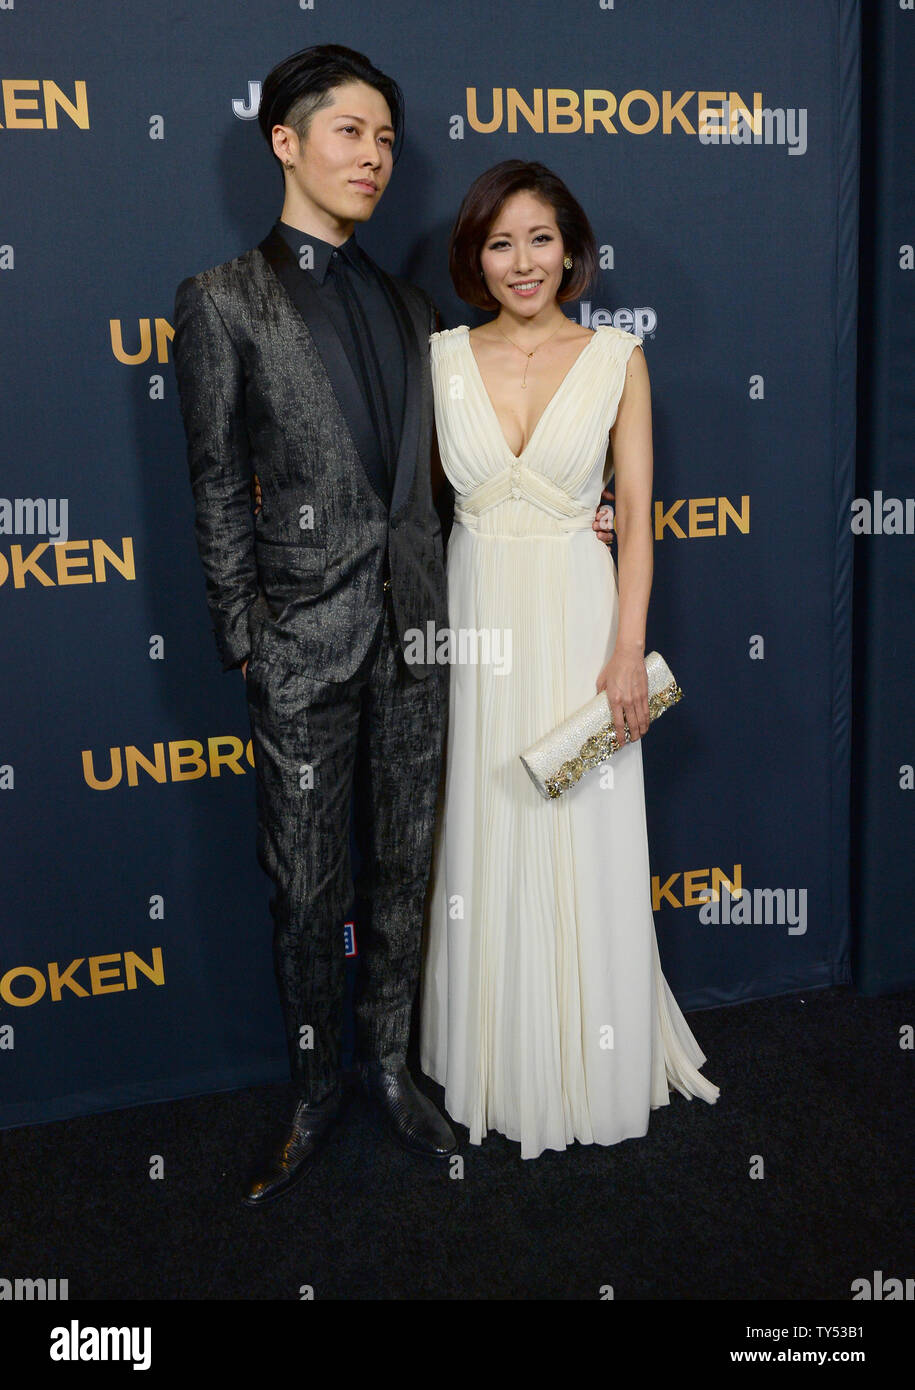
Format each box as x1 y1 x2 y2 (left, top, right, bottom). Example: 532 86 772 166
2 983 912 1301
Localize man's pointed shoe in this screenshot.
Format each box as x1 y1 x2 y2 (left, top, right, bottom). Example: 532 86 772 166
361 1061 457 1158
242 1083 343 1208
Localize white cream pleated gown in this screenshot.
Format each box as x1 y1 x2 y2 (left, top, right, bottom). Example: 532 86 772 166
419 324 719 1159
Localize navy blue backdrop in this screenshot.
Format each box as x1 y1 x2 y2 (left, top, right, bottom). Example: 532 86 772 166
853 1 915 996
1 0 885 1131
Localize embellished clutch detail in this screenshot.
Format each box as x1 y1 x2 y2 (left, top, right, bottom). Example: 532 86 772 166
520 651 683 800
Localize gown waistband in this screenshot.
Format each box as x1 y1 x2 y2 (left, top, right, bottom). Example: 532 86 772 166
454 462 595 532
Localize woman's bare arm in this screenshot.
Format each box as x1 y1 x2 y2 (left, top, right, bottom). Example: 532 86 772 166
596 345 655 739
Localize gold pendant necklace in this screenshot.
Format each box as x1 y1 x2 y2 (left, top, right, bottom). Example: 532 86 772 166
495 318 567 388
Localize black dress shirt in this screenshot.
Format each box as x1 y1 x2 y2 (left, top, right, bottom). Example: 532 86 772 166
276 219 405 495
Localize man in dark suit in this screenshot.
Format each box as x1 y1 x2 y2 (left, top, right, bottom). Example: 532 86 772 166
173 45 455 1206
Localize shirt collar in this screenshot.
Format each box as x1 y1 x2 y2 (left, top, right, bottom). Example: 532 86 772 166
275 220 366 282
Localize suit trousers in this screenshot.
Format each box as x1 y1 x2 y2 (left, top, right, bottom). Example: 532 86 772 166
245 592 447 1103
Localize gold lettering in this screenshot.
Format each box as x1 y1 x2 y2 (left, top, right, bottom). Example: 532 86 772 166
682 869 710 907
88 954 125 995
0 967 46 1007
11 543 54 587
547 89 581 133
584 90 617 134
154 317 174 363
48 959 88 1001
42 79 89 130
719 495 750 534
618 89 659 134
663 90 696 134
653 873 681 910
92 537 135 582
125 743 167 786
0 951 163 1007
2 79 42 128
698 91 727 131
109 318 152 365
81 747 123 790
689 498 717 537
654 499 687 539
123 948 165 990
712 864 742 899
54 540 92 584
208 736 246 777
506 88 543 134
466 87 502 134
169 740 207 781
729 91 763 136
653 496 750 538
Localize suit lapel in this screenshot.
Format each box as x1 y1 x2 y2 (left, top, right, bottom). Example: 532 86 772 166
256 226 388 506
371 262 423 518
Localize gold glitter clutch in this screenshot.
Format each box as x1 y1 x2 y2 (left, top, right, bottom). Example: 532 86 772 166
520 651 683 800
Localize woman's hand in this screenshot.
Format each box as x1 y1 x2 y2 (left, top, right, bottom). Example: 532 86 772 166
596 642 650 743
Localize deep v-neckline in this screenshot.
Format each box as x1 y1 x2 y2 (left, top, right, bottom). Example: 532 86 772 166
465 325 602 462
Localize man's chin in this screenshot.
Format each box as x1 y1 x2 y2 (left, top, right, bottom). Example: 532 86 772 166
347 195 382 221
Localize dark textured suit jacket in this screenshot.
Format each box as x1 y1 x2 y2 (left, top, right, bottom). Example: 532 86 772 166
172 226 447 681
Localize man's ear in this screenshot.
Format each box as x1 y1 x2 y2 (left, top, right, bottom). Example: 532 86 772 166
272 123 298 166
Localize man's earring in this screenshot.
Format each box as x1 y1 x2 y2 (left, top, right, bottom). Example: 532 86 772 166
563 255 573 270
283 160 295 172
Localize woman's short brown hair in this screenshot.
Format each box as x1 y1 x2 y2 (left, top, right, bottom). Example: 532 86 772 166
449 160 599 310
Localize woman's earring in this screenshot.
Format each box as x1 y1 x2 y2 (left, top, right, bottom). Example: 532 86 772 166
563 255 573 270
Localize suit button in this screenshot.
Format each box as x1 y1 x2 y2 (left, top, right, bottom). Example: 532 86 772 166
383 578 391 592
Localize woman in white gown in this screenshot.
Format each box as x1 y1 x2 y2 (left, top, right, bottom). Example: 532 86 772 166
419 161 719 1159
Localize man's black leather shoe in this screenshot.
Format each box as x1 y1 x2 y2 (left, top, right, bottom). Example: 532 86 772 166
242 1082 343 1208
361 1061 457 1158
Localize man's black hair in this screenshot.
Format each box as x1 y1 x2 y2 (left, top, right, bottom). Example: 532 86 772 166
258 44 405 168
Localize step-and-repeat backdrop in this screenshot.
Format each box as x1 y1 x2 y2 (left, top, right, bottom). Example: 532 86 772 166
1 0 861 1128
853 2 915 997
